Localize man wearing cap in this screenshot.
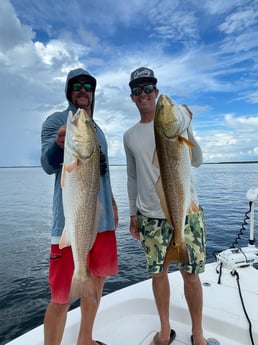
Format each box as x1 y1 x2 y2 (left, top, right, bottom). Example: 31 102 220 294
41 67 118 345
123 67 219 345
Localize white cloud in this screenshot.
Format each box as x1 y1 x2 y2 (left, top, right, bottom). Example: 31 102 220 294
148 1 200 45
199 0 238 15
246 90 258 104
0 1 35 50
219 10 258 34
1 0 258 166
225 113 258 128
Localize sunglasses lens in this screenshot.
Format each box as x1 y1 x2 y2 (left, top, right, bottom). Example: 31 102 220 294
83 83 93 92
72 83 93 92
132 87 142 96
131 84 155 96
72 83 82 91
143 85 155 93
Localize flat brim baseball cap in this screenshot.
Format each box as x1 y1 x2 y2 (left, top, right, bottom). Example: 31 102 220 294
129 67 157 87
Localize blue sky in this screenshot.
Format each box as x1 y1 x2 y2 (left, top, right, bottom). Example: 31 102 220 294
1 0 258 166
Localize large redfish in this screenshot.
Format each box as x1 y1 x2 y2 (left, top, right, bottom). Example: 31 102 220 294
154 95 195 265
59 108 101 304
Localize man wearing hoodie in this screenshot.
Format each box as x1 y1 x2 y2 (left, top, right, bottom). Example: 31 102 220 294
41 68 118 345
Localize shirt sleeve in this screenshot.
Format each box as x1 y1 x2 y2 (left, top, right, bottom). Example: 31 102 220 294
188 126 203 167
123 133 138 216
41 114 64 175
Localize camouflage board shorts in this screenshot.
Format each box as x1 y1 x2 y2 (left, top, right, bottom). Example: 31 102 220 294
137 207 206 274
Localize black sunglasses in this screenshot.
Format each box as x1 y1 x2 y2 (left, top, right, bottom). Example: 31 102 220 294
71 82 94 92
131 84 156 96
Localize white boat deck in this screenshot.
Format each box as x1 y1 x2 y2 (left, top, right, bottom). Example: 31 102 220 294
90 262 258 345
8 261 257 345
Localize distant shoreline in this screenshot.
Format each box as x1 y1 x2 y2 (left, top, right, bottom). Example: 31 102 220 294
0 161 258 168
204 161 258 165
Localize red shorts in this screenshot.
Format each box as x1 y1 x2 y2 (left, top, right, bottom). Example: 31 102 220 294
48 231 118 304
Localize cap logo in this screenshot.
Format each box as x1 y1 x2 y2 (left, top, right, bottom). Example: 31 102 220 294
133 69 152 79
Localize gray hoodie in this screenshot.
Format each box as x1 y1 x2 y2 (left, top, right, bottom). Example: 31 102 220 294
41 68 115 243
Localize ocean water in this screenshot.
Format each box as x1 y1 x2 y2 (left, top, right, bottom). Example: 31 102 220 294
1 163 258 344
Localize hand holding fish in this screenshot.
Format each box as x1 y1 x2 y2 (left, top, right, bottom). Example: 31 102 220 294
56 124 67 149
130 216 140 240
182 104 193 119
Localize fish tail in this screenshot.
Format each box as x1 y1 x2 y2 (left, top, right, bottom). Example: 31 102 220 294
68 275 99 305
164 242 189 265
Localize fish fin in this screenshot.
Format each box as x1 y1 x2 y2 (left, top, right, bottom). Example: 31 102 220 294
65 159 79 173
59 227 70 249
164 241 189 265
69 274 99 305
89 232 97 251
155 177 173 226
187 199 200 214
178 135 195 148
152 149 160 169
61 164 65 188
178 135 194 160
60 159 78 188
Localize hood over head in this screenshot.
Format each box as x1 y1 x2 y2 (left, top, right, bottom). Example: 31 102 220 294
65 68 97 115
